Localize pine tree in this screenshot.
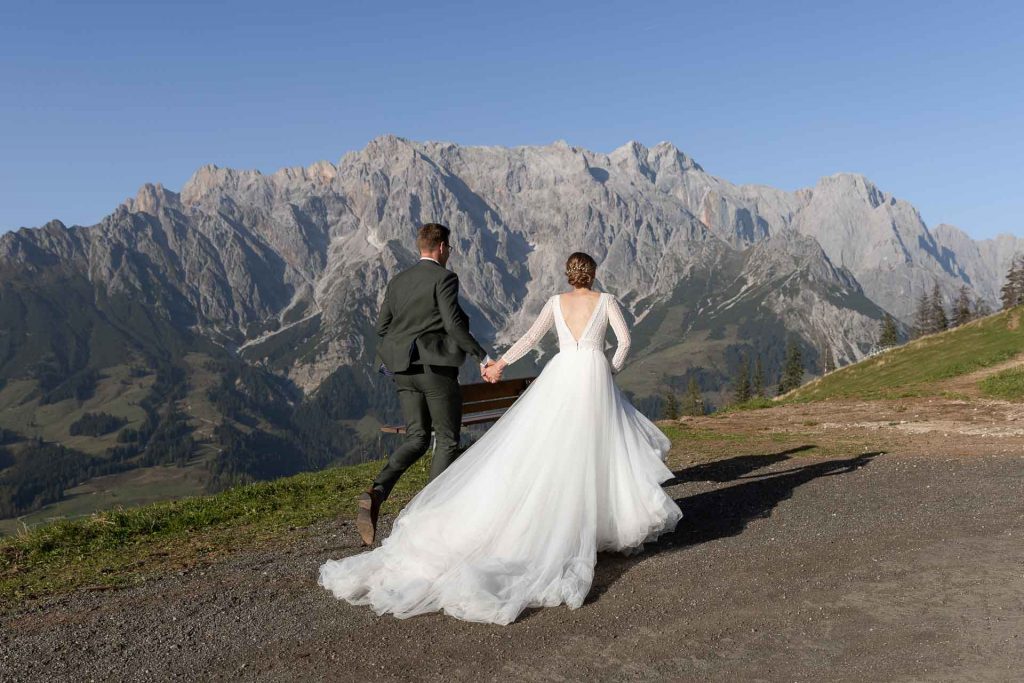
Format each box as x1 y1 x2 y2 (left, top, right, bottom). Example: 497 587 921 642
683 377 704 416
1001 254 1024 309
999 263 1015 309
973 296 992 318
878 313 899 348
930 281 948 332
1015 255 1024 305
753 356 765 397
952 285 973 327
785 340 804 390
663 391 680 420
733 355 751 404
777 339 804 395
912 290 933 338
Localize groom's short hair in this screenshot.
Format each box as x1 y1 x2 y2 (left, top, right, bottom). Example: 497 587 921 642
417 223 450 252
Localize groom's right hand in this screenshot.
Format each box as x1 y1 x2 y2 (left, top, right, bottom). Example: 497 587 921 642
481 359 494 382
482 359 506 384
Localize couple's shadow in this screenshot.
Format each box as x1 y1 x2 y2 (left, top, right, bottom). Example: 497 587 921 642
582 446 882 607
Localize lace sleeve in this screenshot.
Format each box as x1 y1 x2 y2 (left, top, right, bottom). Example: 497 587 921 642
500 298 555 366
607 295 631 374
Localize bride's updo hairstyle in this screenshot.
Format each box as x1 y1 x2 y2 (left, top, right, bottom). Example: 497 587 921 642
565 252 597 289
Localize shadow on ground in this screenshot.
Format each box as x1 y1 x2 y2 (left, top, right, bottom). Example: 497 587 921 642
584 448 883 606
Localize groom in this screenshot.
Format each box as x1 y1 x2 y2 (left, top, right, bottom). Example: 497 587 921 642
357 223 494 545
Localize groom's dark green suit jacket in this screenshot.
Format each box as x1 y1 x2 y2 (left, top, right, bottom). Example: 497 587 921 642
375 259 488 373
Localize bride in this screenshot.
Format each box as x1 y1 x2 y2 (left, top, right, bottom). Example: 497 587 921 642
318 252 682 625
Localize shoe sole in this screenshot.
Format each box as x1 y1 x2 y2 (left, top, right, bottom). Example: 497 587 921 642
356 493 375 546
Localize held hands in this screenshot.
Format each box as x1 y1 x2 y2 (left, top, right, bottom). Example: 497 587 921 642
481 359 506 384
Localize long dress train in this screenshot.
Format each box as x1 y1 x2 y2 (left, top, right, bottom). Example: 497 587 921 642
318 292 682 625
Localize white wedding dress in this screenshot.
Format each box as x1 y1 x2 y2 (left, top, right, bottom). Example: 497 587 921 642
318 292 682 625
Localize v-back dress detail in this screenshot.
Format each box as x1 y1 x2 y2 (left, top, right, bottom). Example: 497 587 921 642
318 292 682 625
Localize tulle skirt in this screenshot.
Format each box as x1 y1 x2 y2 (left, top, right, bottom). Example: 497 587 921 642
318 347 682 625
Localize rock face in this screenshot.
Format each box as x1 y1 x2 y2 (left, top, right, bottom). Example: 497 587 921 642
1 136 1019 409
931 223 1024 303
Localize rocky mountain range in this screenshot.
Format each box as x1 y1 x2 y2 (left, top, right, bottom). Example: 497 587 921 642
0 136 1021 519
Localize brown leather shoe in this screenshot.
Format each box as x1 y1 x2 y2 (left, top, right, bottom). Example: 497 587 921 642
356 488 383 546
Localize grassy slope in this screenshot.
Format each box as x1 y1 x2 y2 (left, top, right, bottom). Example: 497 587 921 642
785 306 1024 402
0 456 433 607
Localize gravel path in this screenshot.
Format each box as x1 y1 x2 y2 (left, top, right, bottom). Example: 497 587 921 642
4 451 1023 682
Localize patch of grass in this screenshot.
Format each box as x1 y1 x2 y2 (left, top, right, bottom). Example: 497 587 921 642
940 391 972 401
896 390 925 398
659 424 744 442
0 455 433 607
979 366 1024 401
786 307 1024 403
713 396 777 415
770 432 800 443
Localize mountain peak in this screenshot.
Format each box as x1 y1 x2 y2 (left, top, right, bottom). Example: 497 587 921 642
126 183 181 216
41 218 68 232
611 140 649 158
365 134 415 152
820 171 874 187
649 140 703 172
814 172 890 209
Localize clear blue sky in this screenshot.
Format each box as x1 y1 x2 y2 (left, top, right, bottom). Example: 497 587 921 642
2 1 1022 239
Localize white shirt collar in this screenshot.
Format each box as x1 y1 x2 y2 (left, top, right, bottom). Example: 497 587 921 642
419 256 442 265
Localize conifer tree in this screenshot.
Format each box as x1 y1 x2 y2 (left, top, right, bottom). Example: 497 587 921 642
952 285 973 327
912 290 933 338
663 391 680 420
973 296 992 318
999 264 1015 309
1001 255 1024 309
930 281 948 332
878 313 899 348
684 377 705 416
1015 255 1024 305
777 339 804 394
733 355 751 404
784 340 804 389
752 355 765 397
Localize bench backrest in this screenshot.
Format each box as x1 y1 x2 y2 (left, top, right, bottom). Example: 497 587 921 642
461 377 535 416
379 376 537 434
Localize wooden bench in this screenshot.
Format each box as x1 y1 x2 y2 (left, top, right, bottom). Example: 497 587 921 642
379 377 536 435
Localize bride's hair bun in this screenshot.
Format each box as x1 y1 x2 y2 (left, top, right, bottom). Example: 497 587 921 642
565 252 597 289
